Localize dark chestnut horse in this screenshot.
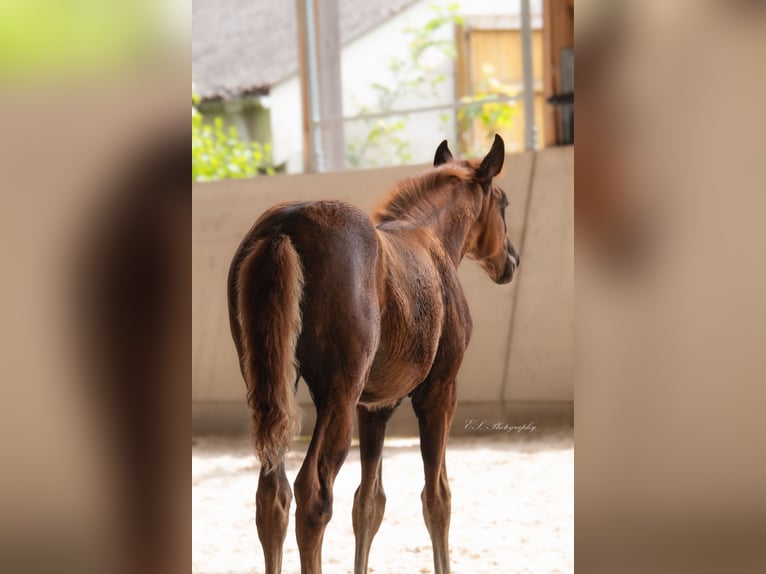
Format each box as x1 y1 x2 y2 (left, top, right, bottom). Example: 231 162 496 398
227 135 519 574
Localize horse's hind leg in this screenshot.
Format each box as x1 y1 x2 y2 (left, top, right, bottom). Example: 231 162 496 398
256 459 291 574
412 378 458 574
353 404 398 574
294 394 358 574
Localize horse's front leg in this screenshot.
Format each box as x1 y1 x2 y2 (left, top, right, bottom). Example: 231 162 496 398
412 378 458 574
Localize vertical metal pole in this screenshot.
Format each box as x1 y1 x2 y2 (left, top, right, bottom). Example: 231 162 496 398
315 0 345 171
296 0 312 172
297 0 324 172
304 0 324 171
520 0 536 151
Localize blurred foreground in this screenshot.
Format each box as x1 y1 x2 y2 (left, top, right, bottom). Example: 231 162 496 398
577 1 766 572
0 2 188 573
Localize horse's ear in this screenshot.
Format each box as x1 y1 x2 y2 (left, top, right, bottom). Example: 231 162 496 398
478 134 505 185
433 140 453 166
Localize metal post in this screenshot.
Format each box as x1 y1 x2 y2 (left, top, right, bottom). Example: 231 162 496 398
297 0 324 172
304 0 324 171
315 0 345 171
520 0 536 151
296 0 311 171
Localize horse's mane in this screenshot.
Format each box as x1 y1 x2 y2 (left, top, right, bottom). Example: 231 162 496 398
373 163 475 224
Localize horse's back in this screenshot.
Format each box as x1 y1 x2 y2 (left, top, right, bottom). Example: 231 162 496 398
252 200 382 393
248 200 378 267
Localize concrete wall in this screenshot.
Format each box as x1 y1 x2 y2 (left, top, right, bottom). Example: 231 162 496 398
192 146 573 434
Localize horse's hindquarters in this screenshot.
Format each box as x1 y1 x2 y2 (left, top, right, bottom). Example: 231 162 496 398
270 202 382 400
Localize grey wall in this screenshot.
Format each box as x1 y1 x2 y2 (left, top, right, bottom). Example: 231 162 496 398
192 146 573 434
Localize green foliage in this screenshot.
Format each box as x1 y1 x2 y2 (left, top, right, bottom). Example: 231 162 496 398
192 91 275 182
457 66 520 155
346 3 462 169
347 2 517 167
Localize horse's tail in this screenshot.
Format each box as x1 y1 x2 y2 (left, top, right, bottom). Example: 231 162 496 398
230 234 304 473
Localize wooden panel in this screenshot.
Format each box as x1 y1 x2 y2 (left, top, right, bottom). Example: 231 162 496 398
454 24 472 152
543 0 575 146
454 24 471 99
466 29 545 153
543 0 555 146
469 30 544 85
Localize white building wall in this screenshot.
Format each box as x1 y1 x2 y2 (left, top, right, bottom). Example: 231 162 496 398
268 75 304 172
269 0 542 173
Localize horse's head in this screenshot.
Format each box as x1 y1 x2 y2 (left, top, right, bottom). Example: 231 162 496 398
434 134 520 284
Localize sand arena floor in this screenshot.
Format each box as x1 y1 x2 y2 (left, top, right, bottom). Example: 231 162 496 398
193 424 573 574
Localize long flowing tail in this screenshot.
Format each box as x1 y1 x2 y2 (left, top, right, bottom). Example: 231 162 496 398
230 235 304 473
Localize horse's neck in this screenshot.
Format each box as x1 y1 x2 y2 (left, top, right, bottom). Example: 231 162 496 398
376 182 478 266
377 214 474 272
396 191 474 267
432 204 477 266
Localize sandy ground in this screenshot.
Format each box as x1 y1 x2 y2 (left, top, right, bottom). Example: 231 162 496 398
193 425 573 574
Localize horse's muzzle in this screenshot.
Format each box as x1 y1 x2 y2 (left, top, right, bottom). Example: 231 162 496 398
497 252 519 284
